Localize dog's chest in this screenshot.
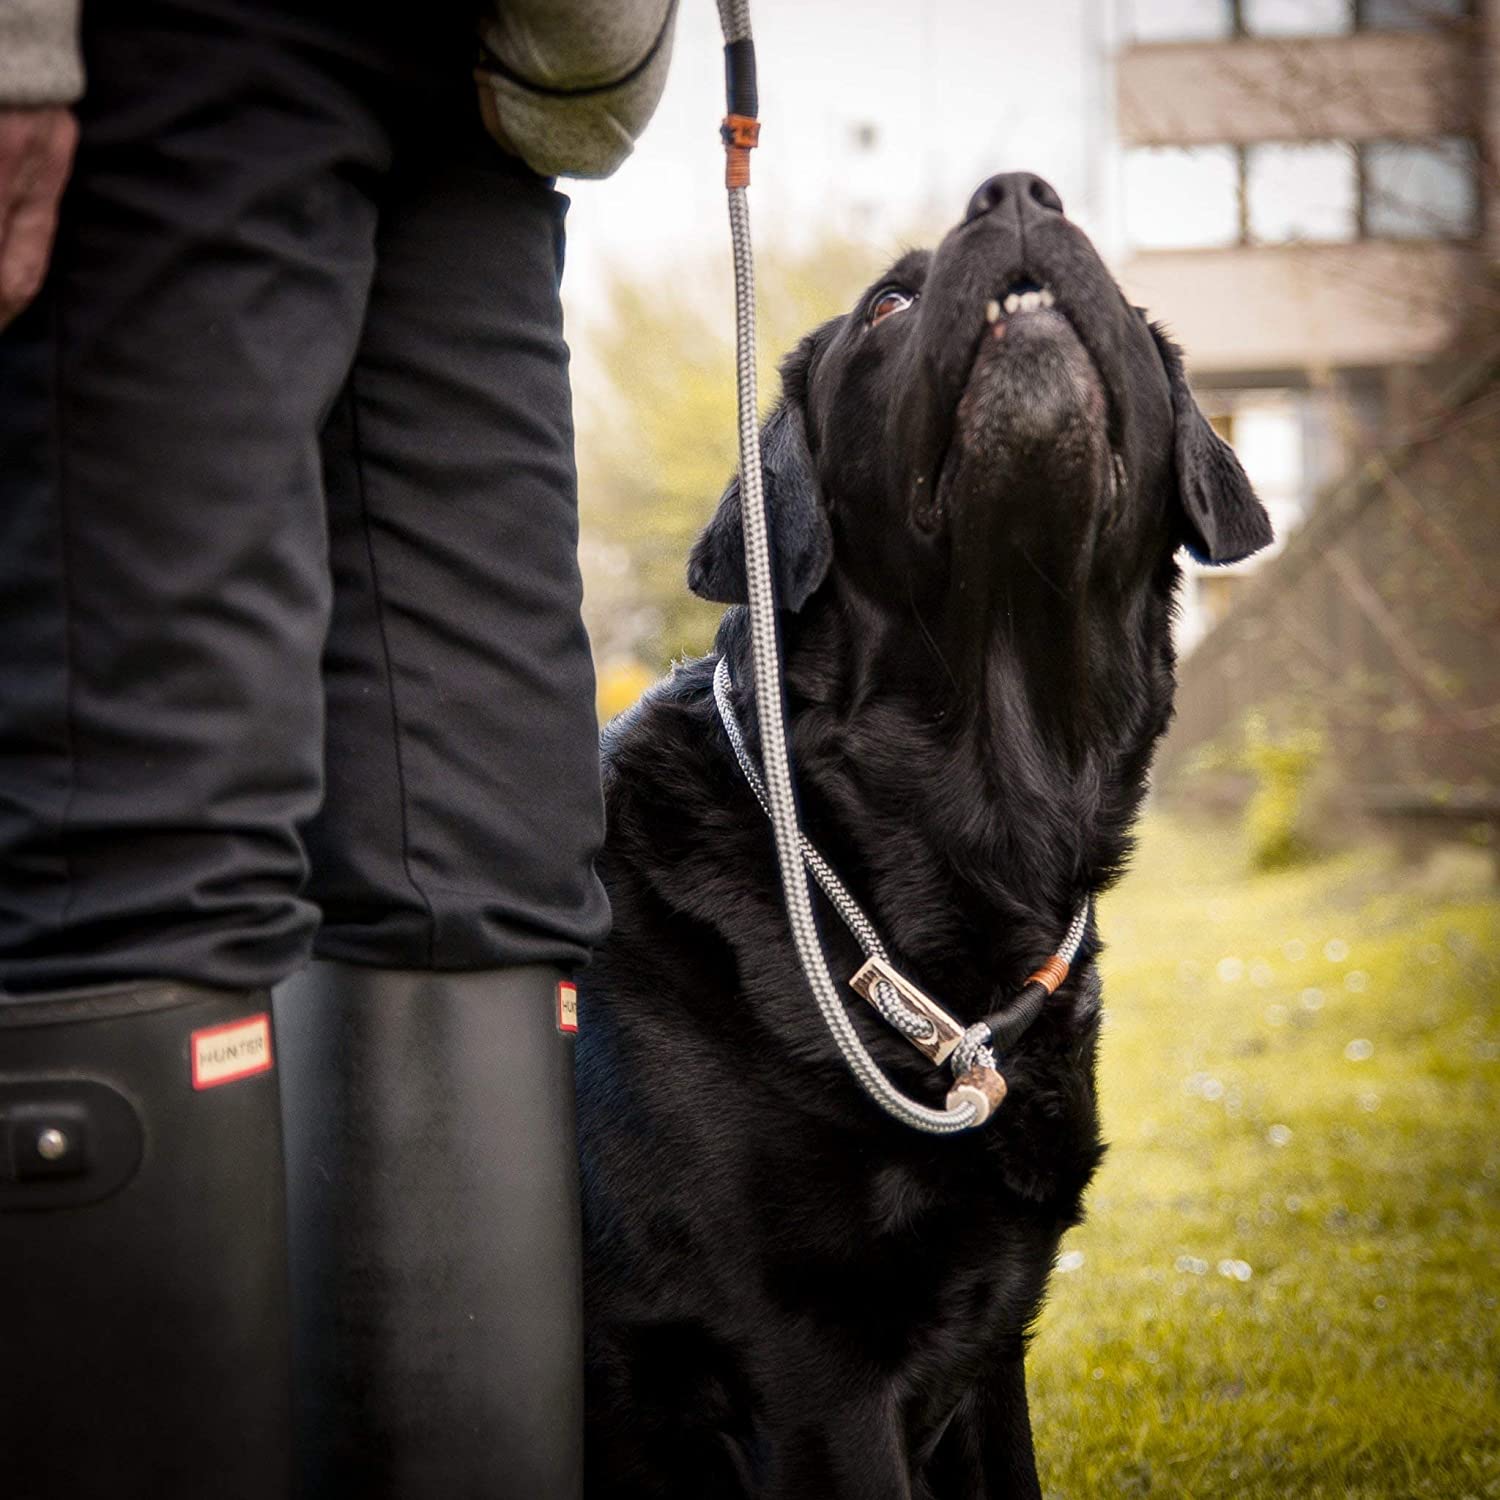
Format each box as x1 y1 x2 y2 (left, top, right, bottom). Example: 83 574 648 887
747 1130 1072 1343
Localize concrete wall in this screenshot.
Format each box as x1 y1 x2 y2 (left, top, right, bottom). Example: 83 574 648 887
1118 31 1476 146
1120 240 1477 375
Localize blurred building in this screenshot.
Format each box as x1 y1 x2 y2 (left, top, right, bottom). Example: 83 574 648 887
1113 0 1498 650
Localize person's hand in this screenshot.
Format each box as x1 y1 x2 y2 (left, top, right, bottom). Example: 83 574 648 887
0 107 78 330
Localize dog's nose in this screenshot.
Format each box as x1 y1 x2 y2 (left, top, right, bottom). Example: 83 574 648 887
964 172 1065 225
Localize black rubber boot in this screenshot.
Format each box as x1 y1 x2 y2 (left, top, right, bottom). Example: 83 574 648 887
0 983 293 1500
273 962 584 1499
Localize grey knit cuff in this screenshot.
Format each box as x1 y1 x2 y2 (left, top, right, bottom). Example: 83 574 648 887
0 0 84 106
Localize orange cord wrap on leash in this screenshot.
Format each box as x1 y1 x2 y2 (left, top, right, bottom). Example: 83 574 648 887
721 113 760 188
1025 956 1071 996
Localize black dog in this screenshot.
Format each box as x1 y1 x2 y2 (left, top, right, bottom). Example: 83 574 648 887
577 172 1271 1499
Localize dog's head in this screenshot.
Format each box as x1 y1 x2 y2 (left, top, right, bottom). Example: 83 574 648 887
689 172 1272 632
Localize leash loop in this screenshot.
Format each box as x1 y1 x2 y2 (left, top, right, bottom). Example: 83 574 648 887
714 657 1092 1126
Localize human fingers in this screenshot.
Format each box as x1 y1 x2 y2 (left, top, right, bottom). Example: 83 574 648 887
0 108 78 329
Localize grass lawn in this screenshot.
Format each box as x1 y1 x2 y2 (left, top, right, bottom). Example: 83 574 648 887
1028 816 1499 1499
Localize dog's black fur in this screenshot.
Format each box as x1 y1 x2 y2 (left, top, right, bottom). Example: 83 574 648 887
578 174 1271 1499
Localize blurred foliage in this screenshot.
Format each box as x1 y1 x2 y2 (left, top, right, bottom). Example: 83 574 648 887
1156 357 1500 837
1030 813 1499 1498
1241 715 1327 873
575 231 894 676
596 658 655 725
1187 710 1329 872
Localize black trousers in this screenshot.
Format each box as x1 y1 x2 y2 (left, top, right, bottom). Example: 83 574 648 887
0 0 610 995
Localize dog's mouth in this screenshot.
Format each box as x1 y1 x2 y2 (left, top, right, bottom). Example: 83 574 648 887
981 277 1058 333
917 276 1125 531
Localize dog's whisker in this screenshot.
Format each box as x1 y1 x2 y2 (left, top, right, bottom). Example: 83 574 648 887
907 576 963 697
1017 540 1070 602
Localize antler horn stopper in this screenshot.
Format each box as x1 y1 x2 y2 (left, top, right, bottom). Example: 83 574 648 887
946 1065 1008 1126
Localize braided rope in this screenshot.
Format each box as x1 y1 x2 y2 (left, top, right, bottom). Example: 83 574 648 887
714 0 1087 1129
715 655 1093 1077
712 658 934 1043
721 188 972 1132
712 6 974 1130
951 902 1092 1076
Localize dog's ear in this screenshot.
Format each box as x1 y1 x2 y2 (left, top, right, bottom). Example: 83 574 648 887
1155 328 1274 565
687 396 832 611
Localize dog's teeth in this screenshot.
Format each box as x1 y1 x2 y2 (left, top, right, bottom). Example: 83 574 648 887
1019 290 1041 312
985 299 1001 324
1003 293 1021 314
1040 288 1055 307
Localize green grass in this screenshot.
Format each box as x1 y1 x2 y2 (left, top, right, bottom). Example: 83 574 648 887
1028 817 1500 1500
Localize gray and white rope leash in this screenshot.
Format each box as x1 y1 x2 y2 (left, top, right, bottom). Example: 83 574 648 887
711 656 937 1045
715 653 1091 1107
714 0 1088 1131
715 0 975 1132
951 901 1092 1078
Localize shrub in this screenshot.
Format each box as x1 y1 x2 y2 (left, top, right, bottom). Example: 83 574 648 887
1241 713 1326 871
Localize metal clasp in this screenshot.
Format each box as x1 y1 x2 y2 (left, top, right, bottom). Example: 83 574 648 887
848 957 965 1066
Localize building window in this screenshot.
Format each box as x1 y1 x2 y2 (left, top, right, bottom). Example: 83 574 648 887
1362 138 1478 238
1124 138 1476 250
1126 0 1468 38
1241 0 1352 36
1125 0 1235 42
1247 143 1358 243
1123 147 1241 249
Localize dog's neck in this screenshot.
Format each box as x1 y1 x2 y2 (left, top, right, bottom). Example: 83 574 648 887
715 556 1176 967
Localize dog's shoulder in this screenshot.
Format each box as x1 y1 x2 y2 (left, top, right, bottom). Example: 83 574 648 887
596 652 770 936
600 654 726 823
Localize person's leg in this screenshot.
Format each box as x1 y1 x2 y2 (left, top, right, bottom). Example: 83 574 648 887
0 3 389 1492
277 119 608 1498
303 145 607 975
0 6 386 992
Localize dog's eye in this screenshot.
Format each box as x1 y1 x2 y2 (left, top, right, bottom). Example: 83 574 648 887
868 287 915 327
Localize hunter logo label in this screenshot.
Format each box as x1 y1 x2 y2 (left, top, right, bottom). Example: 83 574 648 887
191 1013 274 1090
557 981 579 1035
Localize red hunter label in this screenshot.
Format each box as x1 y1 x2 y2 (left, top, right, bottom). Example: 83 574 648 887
557 981 579 1034
191 1013 274 1089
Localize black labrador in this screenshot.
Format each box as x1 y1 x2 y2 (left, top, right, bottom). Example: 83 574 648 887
578 172 1272 1499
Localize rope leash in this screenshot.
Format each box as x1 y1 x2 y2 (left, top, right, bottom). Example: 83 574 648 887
714 656 1091 1123
713 0 972 1133
711 657 939 1045
713 0 1089 1130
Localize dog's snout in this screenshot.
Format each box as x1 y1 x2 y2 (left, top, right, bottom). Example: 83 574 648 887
964 172 1065 226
